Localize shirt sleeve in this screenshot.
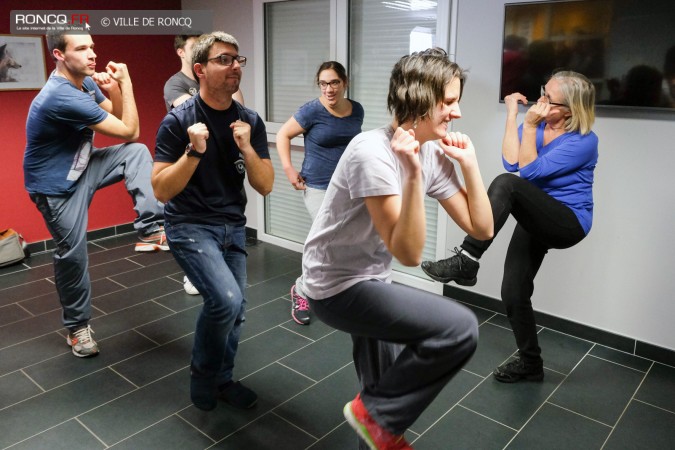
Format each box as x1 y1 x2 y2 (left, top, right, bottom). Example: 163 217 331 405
346 135 401 199
293 100 315 131
56 81 108 130
154 113 187 163
520 132 599 181
425 141 462 200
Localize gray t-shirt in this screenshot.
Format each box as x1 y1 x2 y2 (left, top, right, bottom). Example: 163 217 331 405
302 126 462 299
163 71 198 112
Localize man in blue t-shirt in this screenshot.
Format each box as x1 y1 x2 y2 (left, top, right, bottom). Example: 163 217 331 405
23 31 166 358
152 32 274 412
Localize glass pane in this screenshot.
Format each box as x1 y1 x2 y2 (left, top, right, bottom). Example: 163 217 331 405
265 148 314 243
350 0 440 276
349 0 438 130
265 0 331 122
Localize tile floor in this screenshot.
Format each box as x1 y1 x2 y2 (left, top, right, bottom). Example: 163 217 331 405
0 234 674 449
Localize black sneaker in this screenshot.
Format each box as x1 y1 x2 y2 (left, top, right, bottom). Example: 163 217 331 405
420 247 479 285
493 356 544 383
218 381 258 409
190 371 217 411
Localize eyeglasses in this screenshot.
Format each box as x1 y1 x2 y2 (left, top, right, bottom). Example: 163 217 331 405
540 85 567 107
318 80 342 89
207 54 247 67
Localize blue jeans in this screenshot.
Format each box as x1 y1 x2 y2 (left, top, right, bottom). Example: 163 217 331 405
165 222 247 386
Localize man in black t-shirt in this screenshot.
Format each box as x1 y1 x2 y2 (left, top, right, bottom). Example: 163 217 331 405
152 32 274 412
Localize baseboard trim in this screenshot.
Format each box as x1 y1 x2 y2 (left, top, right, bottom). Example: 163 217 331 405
444 285 675 368
27 223 260 254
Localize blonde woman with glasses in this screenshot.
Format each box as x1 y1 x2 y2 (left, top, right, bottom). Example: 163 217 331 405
422 71 599 384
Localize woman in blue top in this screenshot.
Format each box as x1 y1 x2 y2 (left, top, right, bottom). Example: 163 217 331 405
276 61 364 325
422 70 599 383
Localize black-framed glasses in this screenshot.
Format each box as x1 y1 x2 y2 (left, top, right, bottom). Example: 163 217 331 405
540 85 567 107
207 54 247 67
318 80 341 89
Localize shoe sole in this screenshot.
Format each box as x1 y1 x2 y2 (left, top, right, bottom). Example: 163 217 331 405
422 269 477 286
135 244 170 252
67 339 99 358
493 371 544 383
343 402 378 450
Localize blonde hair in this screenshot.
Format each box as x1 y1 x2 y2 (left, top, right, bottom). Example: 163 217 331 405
552 71 595 135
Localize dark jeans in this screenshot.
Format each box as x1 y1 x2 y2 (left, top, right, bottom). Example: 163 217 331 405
30 143 164 329
462 173 586 361
309 280 478 436
165 222 247 386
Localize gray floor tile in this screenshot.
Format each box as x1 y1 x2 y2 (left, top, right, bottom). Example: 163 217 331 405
307 422 362 450
412 405 515 450
89 302 174 340
279 330 352 381
78 368 191 446
508 402 610 449
550 355 646 425
0 369 134 448
463 322 519 377
16 289 60 315
604 400 675 450
112 334 193 387
246 272 301 309
108 415 215 449
274 364 360 439
242 297 295 338
0 279 56 306
235 326 313 379
134 305 200 345
0 332 68 376
108 259 183 288
460 368 566 430
24 330 158 390
0 303 32 326
151 288 203 313
212 412 316 449
93 277 182 313
590 344 653 372
409 369 483 434
9 419 106 450
0 371 43 409
0 309 63 349
538 328 594 375
634 362 675 413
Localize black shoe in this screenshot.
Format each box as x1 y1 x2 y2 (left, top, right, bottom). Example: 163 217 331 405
493 356 544 383
190 374 217 411
290 284 310 325
218 381 258 409
421 247 479 285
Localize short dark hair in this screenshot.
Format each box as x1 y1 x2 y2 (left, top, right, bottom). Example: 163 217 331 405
191 32 239 79
387 48 466 125
46 30 69 60
315 61 348 85
174 34 201 51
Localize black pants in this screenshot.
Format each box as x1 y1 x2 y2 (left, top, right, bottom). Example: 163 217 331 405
309 280 478 436
462 173 586 362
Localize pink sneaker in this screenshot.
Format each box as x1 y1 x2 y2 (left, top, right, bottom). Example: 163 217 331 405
290 285 310 325
343 394 413 450
135 227 170 252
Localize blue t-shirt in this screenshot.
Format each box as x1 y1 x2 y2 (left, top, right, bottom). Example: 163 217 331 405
154 95 270 227
295 98 364 189
503 122 599 234
24 74 108 195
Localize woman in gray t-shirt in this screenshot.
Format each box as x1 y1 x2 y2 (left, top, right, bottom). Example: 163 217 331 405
302 48 493 449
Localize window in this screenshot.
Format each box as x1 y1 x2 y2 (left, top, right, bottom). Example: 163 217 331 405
256 0 453 285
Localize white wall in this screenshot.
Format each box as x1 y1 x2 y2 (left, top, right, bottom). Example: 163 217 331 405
452 0 675 351
188 0 675 351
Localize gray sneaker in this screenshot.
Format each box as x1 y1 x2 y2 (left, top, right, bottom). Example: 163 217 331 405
67 325 99 357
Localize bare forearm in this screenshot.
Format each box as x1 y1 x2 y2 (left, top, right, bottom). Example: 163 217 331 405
118 81 140 139
460 160 493 240
152 158 199 203
518 125 538 168
241 148 274 195
389 175 426 266
502 114 521 164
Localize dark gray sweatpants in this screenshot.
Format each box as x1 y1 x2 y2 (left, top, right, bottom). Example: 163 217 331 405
309 280 478 441
30 143 164 330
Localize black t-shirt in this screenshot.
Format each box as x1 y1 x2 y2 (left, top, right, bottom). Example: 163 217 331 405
154 95 270 226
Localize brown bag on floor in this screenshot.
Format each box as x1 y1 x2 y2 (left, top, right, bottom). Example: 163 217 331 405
0 229 27 267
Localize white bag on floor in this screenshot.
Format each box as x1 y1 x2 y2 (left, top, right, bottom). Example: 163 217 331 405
0 229 28 267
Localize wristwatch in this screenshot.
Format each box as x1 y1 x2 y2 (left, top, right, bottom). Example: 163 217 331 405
185 143 204 159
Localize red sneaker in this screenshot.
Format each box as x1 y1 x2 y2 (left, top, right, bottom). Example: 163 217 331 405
343 394 413 450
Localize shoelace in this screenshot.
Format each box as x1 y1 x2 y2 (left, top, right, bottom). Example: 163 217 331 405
294 297 309 311
72 325 94 345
